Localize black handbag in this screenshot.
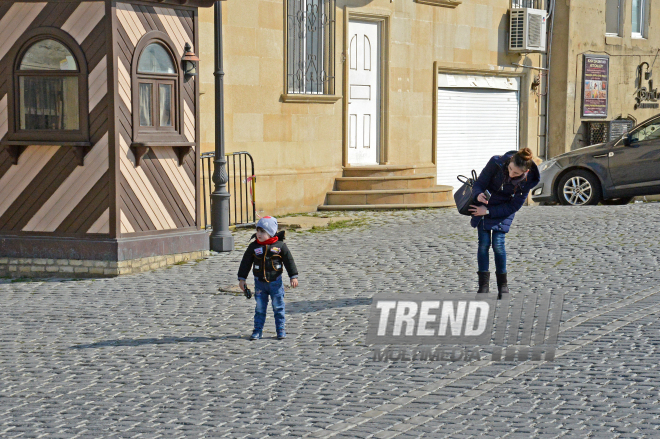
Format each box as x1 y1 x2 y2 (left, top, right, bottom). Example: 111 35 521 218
454 170 478 216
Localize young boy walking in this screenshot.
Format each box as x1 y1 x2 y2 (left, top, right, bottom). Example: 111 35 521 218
238 217 298 340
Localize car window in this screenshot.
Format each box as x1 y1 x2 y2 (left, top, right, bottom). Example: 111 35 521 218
631 120 660 142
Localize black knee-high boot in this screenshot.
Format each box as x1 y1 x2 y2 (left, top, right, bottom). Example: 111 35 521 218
477 272 490 294
496 272 509 300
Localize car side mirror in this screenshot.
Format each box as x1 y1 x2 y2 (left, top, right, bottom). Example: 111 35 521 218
623 134 632 146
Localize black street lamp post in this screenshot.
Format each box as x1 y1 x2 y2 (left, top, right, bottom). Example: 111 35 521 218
210 0 234 252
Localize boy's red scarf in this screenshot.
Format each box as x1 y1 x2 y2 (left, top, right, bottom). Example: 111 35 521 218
256 236 278 245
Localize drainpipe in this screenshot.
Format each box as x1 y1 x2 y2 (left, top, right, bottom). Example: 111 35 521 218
210 0 234 252
543 0 555 160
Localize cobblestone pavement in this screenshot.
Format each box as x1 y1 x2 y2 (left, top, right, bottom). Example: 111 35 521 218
2 204 660 438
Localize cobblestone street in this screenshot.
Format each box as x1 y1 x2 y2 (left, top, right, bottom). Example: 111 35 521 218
2 204 660 438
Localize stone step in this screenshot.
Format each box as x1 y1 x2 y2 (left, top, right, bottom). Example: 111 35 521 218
318 200 456 211
342 165 430 178
325 186 454 206
335 174 436 191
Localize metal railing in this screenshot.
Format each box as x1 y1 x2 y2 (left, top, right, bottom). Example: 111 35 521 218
511 0 544 9
201 151 257 229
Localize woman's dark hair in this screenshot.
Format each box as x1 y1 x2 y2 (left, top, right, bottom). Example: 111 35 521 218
511 147 534 171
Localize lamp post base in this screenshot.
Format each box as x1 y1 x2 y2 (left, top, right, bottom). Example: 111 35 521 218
210 233 234 252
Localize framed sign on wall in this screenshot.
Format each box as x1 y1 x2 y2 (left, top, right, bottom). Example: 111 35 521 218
609 119 634 141
582 54 609 118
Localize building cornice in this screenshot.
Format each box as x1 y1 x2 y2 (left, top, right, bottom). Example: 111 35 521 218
414 0 462 8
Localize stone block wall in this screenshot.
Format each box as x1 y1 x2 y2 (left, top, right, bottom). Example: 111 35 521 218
0 251 210 278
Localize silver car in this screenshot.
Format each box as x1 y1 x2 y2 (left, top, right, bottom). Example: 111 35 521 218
532 114 660 206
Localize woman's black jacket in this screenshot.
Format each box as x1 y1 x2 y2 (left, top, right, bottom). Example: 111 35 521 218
470 151 540 233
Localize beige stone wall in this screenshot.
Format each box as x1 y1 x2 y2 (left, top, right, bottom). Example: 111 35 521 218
0 251 210 278
199 0 544 215
548 0 660 158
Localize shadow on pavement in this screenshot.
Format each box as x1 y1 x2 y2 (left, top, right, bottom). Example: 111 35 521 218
69 298 372 349
287 297 372 314
69 335 243 349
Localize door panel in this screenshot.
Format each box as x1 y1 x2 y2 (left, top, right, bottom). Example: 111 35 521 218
609 119 660 189
348 20 379 165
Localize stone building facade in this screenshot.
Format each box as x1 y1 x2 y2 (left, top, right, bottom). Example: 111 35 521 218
548 0 660 157
198 0 546 216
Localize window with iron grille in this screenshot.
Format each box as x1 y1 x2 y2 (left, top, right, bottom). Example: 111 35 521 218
588 122 609 145
286 0 336 95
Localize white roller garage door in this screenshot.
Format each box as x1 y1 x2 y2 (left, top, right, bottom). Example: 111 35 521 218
436 85 519 190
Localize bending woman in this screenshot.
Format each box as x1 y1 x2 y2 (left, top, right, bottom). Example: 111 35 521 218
468 147 540 299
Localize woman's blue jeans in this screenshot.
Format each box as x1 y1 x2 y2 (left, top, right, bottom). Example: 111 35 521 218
253 277 285 334
477 227 507 274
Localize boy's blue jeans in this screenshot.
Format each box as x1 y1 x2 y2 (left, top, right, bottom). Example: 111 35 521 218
477 228 507 274
253 277 285 334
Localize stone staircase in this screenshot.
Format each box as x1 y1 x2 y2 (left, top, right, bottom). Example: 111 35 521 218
319 165 455 211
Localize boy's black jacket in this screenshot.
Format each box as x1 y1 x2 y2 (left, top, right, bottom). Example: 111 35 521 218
237 231 298 282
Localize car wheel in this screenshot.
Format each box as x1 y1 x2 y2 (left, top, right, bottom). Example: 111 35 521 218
557 170 602 206
600 196 634 205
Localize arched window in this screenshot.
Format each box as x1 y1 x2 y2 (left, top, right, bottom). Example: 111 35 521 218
19 39 79 130
132 33 184 144
10 30 88 144
137 43 176 129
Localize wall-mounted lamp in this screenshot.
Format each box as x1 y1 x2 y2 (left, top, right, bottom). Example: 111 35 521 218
638 62 651 81
182 42 199 79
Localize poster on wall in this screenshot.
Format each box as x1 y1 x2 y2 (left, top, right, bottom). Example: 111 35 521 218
582 54 609 118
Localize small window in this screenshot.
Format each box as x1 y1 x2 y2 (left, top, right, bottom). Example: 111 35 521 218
137 43 176 130
632 0 648 38
605 0 621 36
286 0 336 95
133 40 180 140
13 37 87 139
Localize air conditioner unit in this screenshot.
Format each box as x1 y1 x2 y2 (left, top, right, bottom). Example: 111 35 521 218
509 8 547 53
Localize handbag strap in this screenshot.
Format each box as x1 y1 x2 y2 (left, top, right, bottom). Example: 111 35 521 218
456 175 470 185
457 170 479 187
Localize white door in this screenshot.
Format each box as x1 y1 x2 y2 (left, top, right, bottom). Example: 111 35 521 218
436 88 519 190
348 20 380 165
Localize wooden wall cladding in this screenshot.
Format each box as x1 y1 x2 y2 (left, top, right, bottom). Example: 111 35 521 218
0 1 110 236
114 2 197 234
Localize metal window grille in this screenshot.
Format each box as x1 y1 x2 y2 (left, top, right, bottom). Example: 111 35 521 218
511 0 544 8
287 0 336 95
588 122 609 145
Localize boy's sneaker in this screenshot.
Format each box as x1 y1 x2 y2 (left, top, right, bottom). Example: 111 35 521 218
250 331 262 340
276 331 286 340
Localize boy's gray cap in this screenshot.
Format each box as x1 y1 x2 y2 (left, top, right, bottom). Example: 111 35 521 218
256 216 277 237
